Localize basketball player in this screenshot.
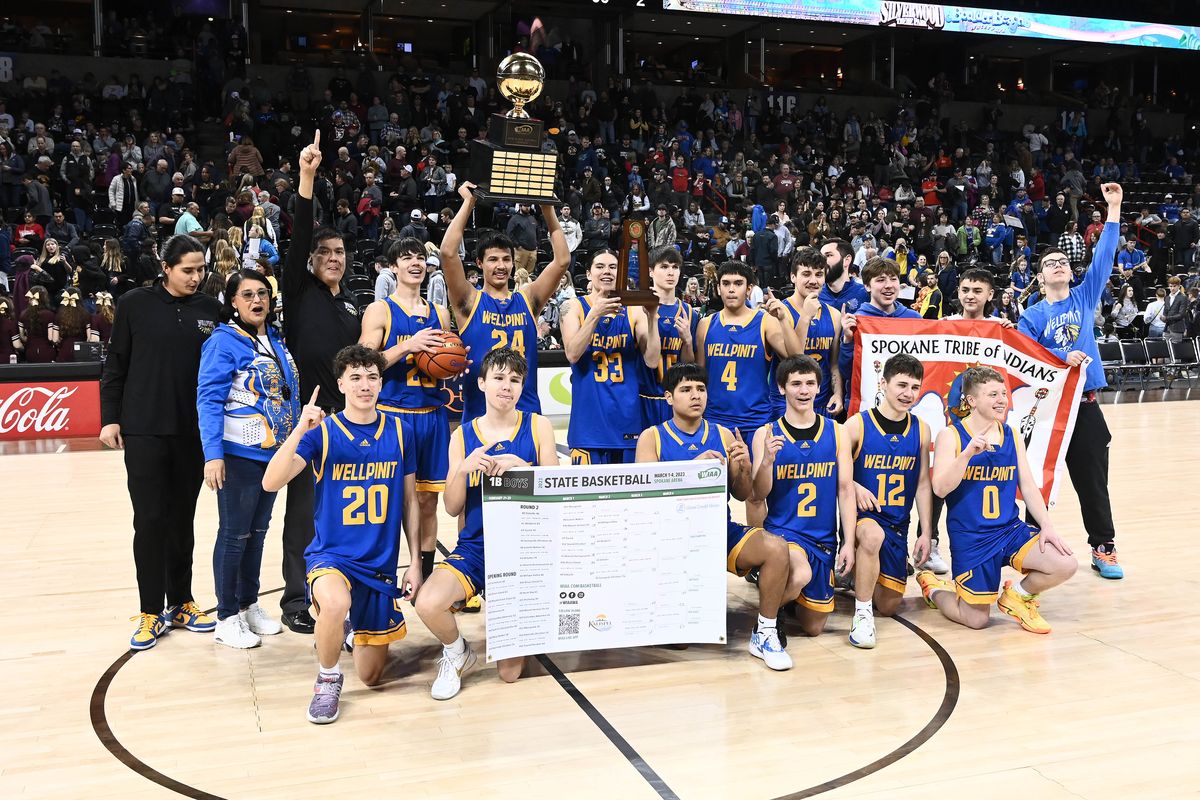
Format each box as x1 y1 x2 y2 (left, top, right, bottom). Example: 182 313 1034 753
359 237 452 581
836 257 921 397
638 246 699 427
772 246 843 419
917 367 1077 633
561 249 661 465
694 261 802 524
262 345 421 724
920 266 1012 575
945 267 1012 327
440 181 570 423
752 355 857 637
414 348 559 699
842 354 934 648
635 363 792 671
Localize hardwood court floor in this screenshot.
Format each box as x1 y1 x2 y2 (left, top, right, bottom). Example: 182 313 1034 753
1 402 1198 800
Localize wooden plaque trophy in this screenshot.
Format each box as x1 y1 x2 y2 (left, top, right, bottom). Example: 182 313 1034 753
618 218 656 306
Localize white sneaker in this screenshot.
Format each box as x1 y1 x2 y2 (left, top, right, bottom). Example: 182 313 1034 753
215 614 261 649
241 604 283 635
849 610 877 649
431 641 478 700
920 544 950 575
748 628 793 671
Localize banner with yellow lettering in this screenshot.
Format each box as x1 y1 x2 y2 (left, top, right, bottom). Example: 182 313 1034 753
849 318 1085 506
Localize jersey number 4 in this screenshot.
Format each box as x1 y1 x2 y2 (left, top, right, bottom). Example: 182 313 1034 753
343 485 388 525
721 360 737 391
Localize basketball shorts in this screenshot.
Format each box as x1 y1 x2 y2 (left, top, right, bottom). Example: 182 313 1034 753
569 447 634 466
949 520 1040 605
437 540 485 603
640 394 672 429
381 406 448 491
782 534 836 612
726 520 764 577
858 514 909 594
306 565 406 647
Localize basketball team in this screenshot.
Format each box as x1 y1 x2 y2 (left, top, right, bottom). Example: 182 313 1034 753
104 134 1127 725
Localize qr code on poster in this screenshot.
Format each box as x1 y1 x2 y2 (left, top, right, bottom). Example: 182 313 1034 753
558 613 580 637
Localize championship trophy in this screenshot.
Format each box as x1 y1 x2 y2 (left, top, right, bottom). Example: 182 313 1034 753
469 53 560 204
618 218 657 306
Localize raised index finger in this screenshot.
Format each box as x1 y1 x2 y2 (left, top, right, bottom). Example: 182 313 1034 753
309 386 321 406
313 129 321 148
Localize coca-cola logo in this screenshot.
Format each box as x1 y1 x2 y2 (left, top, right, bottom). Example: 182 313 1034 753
0 386 76 434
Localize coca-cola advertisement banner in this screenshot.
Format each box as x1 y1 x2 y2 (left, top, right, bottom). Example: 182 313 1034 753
0 381 102 440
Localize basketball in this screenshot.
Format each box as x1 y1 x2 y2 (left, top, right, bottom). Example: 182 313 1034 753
415 332 468 380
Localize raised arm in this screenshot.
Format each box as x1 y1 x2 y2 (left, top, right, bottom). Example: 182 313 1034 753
525 204 571 314
440 182 480 319
281 132 321 301
1080 183 1123 305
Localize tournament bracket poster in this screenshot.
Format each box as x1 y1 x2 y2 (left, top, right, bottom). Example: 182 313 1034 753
481 461 728 661
849 317 1085 506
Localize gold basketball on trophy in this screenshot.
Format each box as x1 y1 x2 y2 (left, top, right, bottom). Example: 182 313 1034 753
497 53 545 119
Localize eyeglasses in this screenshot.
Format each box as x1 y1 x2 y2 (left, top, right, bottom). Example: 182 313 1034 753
1041 257 1070 267
237 289 271 301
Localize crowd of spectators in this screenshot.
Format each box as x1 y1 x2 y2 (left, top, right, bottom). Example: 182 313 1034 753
4 59 1200 364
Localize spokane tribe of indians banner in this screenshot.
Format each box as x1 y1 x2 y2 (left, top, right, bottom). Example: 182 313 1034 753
848 318 1085 507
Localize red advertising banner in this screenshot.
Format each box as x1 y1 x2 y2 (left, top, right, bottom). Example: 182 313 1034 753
0 381 102 440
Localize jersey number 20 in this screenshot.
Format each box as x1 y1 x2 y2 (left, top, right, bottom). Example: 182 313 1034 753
343 485 388 525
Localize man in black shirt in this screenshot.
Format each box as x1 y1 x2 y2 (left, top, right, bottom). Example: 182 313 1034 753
279 131 363 633
99 234 221 652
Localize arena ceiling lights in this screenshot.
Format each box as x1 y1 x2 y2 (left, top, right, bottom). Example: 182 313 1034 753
660 0 1200 51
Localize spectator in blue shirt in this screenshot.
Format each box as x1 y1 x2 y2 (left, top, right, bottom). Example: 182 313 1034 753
1017 182 1125 580
1115 239 1146 273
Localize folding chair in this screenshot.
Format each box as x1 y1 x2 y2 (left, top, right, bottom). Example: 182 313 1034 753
1168 338 1200 387
1118 339 1152 389
1097 340 1125 390
1144 338 1173 387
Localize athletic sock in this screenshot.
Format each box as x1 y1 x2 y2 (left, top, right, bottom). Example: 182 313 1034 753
444 636 466 657
1012 579 1035 599
756 614 776 632
319 663 342 679
855 598 873 614
420 550 435 580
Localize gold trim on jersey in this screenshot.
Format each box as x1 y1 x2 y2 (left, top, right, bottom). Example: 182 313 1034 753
777 415 825 445
727 526 760 577
436 560 478 603
378 404 439 414
459 290 484 333
953 570 999 605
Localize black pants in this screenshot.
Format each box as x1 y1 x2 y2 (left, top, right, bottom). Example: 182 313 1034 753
1063 400 1116 548
281 463 316 614
125 435 204 615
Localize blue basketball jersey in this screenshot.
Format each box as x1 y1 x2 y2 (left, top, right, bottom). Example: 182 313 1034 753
636 300 696 400
458 411 541 546
763 416 840 548
567 298 643 450
458 289 540 423
701 309 771 431
945 420 1021 543
770 297 837 415
298 412 417 581
853 409 924 532
377 295 450 412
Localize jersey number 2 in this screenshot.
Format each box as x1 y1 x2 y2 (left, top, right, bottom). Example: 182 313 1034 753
796 482 816 517
343 485 388 525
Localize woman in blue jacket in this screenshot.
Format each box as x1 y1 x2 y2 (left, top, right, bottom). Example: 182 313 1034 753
198 269 301 649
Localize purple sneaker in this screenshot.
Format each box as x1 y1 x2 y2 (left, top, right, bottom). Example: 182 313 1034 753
307 673 344 724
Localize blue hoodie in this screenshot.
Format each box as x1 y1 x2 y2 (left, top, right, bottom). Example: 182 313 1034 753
197 321 301 463
1019 221 1119 392
837 301 921 394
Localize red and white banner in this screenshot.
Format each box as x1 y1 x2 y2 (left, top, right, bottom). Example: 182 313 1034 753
849 318 1084 506
0 381 101 440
